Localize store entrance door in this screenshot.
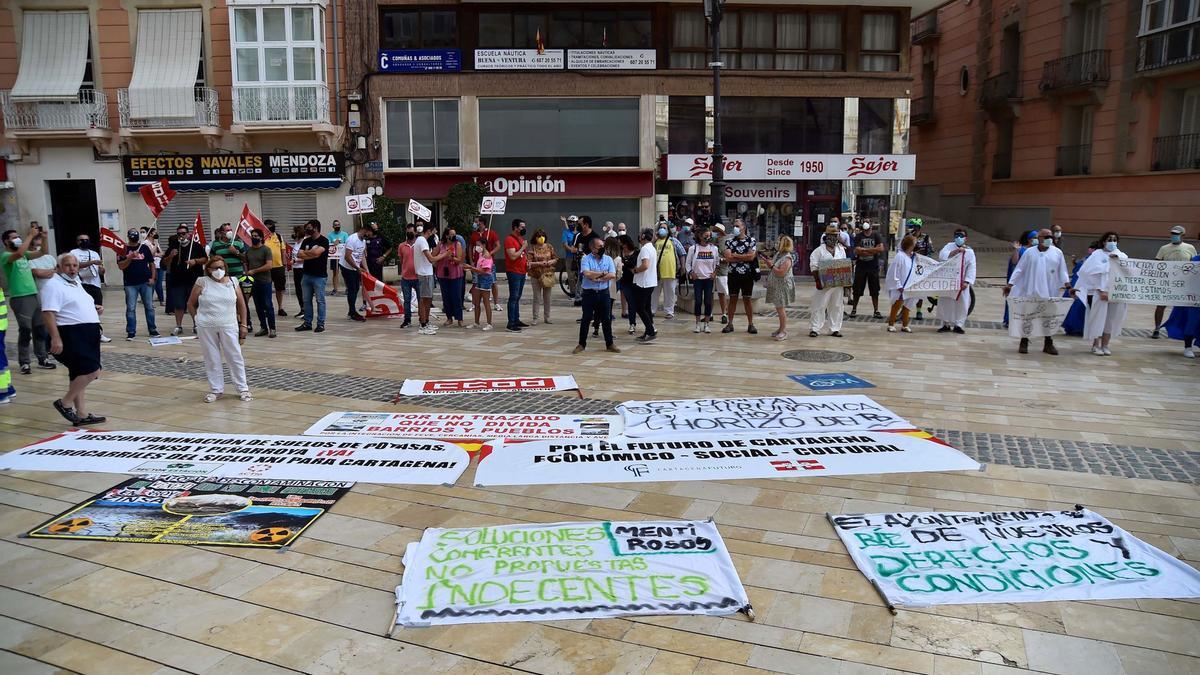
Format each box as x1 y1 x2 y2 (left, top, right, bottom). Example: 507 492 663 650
48 180 100 255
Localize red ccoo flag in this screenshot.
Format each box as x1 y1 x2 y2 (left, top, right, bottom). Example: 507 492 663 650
361 271 405 319
235 203 270 245
192 211 208 246
138 180 177 219
99 227 128 255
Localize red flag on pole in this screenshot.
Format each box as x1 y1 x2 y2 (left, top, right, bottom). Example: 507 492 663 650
235 203 270 246
192 211 208 247
99 227 127 255
361 271 405 319
138 180 177 219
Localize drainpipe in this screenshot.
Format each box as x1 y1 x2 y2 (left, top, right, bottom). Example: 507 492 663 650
331 0 342 126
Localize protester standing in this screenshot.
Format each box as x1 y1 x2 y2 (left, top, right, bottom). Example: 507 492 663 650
936 229 978 334
723 219 759 335
619 235 640 335
326 220 347 296
1151 226 1197 339
885 235 918 333
413 224 445 335
209 223 253 333
69 234 110 344
633 229 658 342
1005 229 1071 354
338 222 370 323
1004 229 1040 327
465 240 495 331
41 254 105 424
848 222 884 319
1074 231 1128 356
0 287 12 405
434 227 465 328
1 227 50 374
469 216 502 312
116 228 160 340
365 223 392 281
245 231 277 337
163 223 206 336
809 226 847 337
686 227 718 334
504 219 529 332
766 236 797 340
527 228 558 324
290 225 305 311
295 219 329 333
574 236 620 353
397 225 418 328
188 258 251 402
263 220 288 317
652 224 684 319
1164 253 1200 358
712 223 730 324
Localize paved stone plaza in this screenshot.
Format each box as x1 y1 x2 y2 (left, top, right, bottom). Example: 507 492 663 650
1 242 1197 674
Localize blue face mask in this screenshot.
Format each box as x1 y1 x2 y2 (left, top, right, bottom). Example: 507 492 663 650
658 228 667 237
1171 235 1182 244
955 236 965 246
683 225 691 233
1104 241 1117 252
732 226 740 236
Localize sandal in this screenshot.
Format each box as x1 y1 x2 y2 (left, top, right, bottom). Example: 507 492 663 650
774 331 788 341
239 391 253 402
76 414 106 425
204 393 220 403
53 399 80 424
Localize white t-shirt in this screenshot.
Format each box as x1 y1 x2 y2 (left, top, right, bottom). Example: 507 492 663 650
413 235 434 277
634 242 658 288
339 233 366 270
72 248 103 286
39 274 100 326
29 254 57 291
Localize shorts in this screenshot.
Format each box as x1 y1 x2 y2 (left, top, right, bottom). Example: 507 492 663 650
474 272 495 291
271 267 286 291
418 275 435 299
714 275 729 295
728 272 755 297
57 323 102 380
82 283 103 306
330 259 340 271
167 283 194 310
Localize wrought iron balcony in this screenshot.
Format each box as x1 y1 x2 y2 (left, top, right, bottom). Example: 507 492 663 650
1137 23 1200 72
0 88 109 131
1151 133 1200 171
1039 50 1110 92
979 71 1020 108
233 83 330 125
992 152 1012 180
911 13 940 45
911 95 936 125
118 87 218 129
1055 144 1092 176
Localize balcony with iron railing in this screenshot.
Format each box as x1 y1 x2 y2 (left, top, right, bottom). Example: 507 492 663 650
1137 22 1200 72
0 88 109 133
1039 50 1110 92
979 71 1021 108
1055 144 1092 176
118 87 218 130
911 95 935 125
1151 133 1200 171
232 83 330 126
911 13 939 45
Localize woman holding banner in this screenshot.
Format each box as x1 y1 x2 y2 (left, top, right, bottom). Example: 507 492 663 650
885 235 918 333
1074 231 1128 356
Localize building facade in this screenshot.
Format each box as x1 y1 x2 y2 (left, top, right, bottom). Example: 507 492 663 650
344 0 936 260
908 0 1200 252
0 0 348 277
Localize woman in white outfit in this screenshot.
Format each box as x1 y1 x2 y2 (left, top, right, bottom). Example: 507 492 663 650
1074 231 1128 356
187 257 252 402
885 235 918 333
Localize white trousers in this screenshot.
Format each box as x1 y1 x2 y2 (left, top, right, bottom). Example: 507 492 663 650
810 287 845 333
652 278 678 316
937 288 971 327
1083 296 1128 341
198 325 249 394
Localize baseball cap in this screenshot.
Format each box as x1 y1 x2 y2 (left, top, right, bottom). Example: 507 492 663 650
1170 225 1186 235
127 228 139 237
684 217 694 225
712 223 726 233
567 215 579 222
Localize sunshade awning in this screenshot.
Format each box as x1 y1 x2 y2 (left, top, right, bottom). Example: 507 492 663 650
128 9 202 118
10 11 89 101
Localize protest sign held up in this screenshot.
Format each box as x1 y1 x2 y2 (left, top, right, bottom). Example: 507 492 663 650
1109 258 1200 307
903 254 965 297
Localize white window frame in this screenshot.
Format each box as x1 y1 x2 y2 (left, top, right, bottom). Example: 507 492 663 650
228 3 326 86
382 98 461 169
1139 0 1200 36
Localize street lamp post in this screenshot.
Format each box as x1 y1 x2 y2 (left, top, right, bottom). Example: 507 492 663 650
704 0 725 226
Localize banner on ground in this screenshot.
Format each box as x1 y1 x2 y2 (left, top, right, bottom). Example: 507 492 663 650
394 519 751 626
617 395 913 438
306 412 620 441
474 430 980 487
1109 258 1200 307
26 475 351 549
0 431 469 484
399 376 580 397
831 508 1200 606
1006 297 1074 338
903 254 965 297
361 272 404 319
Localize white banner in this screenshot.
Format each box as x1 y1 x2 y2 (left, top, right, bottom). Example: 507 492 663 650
306 412 621 441
567 49 656 70
903 254 965 297
345 194 375 215
395 519 751 626
0 431 470 484
1006 297 1074 338
407 199 432 222
1109 258 1200 307
479 196 507 215
666 154 917 181
723 182 796 202
474 431 980 487
618 395 913 438
399 376 580 397
832 508 1200 607
475 49 565 70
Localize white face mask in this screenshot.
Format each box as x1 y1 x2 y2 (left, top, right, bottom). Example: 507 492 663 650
210 268 226 280
9 237 21 248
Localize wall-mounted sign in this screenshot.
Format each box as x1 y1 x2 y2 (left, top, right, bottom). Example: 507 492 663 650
123 152 344 192
385 171 654 200
723 182 796 202
475 49 565 70
666 154 916 182
378 49 461 73
568 49 657 70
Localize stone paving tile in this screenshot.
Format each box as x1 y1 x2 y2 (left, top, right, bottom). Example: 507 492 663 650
99 352 1200 484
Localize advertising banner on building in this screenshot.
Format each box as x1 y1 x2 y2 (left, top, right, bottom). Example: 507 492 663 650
1109 258 1200 307
394 519 751 626
378 49 462 73
26 475 351 549
617 395 913 438
666 154 917 181
473 431 980 487
831 508 1200 607
0 431 470 484
123 152 345 191
475 49 565 70
567 49 656 70
723 183 796 202
399 376 580 397
306 412 620 441
903 254 966 297
1006 298 1074 338
385 171 654 200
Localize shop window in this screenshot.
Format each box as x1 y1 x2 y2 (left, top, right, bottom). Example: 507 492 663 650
858 99 894 154
380 9 457 50
478 9 650 49
479 98 639 168
861 13 901 72
668 96 707 154
669 8 843 71
385 99 460 169
722 97 844 154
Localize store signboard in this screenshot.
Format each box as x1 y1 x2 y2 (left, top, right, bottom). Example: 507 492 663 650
385 171 654 200
475 49 565 70
378 49 461 73
568 49 657 70
723 182 796 202
666 154 916 181
123 152 344 191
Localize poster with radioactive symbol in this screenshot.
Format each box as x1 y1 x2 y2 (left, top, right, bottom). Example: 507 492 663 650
26 475 352 549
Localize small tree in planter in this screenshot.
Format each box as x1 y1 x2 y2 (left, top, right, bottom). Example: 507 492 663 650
364 195 404 269
444 182 487 233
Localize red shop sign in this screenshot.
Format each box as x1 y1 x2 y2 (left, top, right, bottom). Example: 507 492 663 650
385 170 654 200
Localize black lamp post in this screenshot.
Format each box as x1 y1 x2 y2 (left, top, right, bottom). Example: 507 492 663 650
704 0 726 225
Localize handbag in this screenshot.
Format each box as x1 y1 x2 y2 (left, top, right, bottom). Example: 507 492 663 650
539 270 555 288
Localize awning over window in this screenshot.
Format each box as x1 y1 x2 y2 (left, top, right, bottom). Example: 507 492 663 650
10 11 89 101
128 9 202 118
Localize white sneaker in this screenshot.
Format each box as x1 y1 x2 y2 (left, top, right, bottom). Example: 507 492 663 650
703 322 711 333
887 325 897 333
171 326 183 336
1092 345 1104 356
493 303 501 311
1184 347 1196 358
693 323 702 333
1102 347 1112 356
482 323 493 332
628 325 636 335
99 334 112 343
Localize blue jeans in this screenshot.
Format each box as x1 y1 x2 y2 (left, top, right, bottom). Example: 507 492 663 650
153 269 165 303
252 280 276 330
301 274 327 326
342 268 361 315
506 273 526 328
693 278 714 319
124 283 157 336
439 276 464 321
400 278 419 321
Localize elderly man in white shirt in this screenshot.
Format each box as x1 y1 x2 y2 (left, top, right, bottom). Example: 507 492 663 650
1004 228 1071 354
40 253 105 426
809 226 848 337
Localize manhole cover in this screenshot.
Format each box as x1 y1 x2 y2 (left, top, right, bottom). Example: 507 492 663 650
780 349 854 363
